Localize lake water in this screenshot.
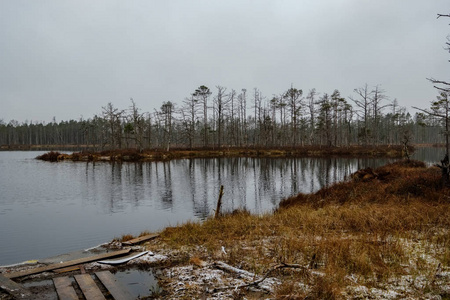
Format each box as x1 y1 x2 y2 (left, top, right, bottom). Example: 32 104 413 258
0 148 444 266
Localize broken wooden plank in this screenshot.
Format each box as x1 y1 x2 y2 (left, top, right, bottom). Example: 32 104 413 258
98 251 149 265
122 234 159 245
74 274 106 300
53 266 80 274
0 273 33 299
53 276 78 300
96 271 133 300
53 264 86 274
5 249 131 279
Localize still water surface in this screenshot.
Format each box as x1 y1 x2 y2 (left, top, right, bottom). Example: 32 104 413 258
0 148 443 265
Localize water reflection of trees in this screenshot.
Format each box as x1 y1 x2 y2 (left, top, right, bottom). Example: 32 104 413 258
82 157 393 217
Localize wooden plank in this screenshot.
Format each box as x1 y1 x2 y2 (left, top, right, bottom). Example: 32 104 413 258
0 273 33 299
5 249 131 279
98 251 149 265
74 274 105 300
54 264 85 274
53 266 80 274
96 271 133 300
53 276 78 300
122 234 159 245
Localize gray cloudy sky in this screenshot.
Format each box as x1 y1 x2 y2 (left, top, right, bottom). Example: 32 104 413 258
1 1 449 123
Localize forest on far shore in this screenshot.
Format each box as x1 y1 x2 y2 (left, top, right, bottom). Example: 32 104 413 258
0 84 448 151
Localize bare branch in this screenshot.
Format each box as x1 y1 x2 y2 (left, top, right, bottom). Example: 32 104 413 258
412 106 446 118
427 78 450 86
437 13 450 25
433 86 450 93
437 14 450 19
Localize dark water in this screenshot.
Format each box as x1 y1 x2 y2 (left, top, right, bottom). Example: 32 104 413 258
0 149 442 266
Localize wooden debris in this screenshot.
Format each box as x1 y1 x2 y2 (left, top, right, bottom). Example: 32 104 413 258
0 273 33 299
5 249 131 279
96 271 134 300
98 251 149 265
53 276 78 300
215 185 224 218
212 261 320 293
213 261 256 279
213 261 276 293
53 265 81 274
53 271 134 300
74 274 106 300
122 234 159 246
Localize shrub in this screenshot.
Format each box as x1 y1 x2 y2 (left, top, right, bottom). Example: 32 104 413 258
36 151 61 162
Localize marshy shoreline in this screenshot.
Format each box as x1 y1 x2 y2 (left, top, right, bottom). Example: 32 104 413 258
1 158 449 299
35 145 411 162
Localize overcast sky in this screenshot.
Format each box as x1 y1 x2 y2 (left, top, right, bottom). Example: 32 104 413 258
1 1 449 123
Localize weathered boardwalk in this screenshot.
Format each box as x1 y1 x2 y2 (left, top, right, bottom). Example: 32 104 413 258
5 249 131 279
121 233 159 246
0 273 33 299
53 271 133 300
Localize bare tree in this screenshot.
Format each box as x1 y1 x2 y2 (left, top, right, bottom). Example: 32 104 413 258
160 101 174 151
102 102 124 149
284 86 303 146
306 89 318 145
428 14 450 94
213 86 230 149
350 84 373 145
239 89 247 147
126 98 146 151
252 88 263 146
317 93 332 146
227 89 238 146
371 85 391 145
180 96 200 149
413 92 450 156
193 86 212 148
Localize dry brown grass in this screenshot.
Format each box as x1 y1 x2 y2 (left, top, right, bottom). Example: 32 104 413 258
118 234 135 242
154 160 449 298
38 145 408 162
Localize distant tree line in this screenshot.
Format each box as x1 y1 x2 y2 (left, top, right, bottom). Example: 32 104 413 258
0 84 447 151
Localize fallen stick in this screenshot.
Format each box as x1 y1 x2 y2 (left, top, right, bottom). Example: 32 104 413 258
215 185 224 218
213 261 257 279
212 261 316 293
213 261 282 293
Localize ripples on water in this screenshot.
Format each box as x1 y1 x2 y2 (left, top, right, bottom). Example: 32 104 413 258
0 148 443 265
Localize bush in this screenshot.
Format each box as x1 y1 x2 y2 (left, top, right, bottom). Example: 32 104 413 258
36 151 61 162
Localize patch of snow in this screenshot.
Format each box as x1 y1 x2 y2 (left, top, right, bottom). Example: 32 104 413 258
133 253 167 264
370 287 400 299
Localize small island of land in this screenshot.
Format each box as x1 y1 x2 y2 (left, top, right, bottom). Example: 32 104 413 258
36 145 411 162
